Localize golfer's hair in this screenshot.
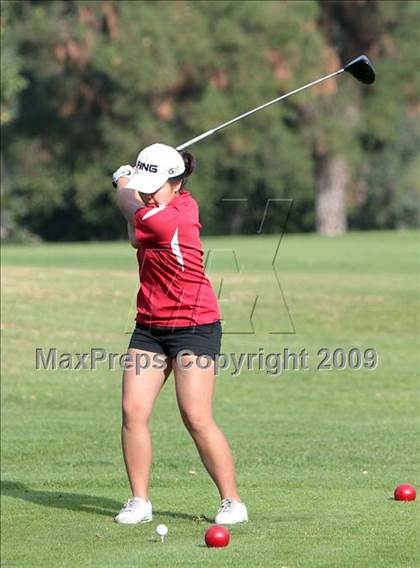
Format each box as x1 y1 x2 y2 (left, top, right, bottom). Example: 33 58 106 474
170 151 195 188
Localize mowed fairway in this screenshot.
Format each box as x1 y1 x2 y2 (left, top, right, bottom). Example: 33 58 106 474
1 231 419 568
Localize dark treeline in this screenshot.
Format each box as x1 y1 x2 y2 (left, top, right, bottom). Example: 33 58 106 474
1 0 419 241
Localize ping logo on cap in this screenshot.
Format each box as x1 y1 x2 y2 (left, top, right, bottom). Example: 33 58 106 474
137 161 158 173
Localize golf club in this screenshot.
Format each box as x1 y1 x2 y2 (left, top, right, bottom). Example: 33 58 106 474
176 55 375 151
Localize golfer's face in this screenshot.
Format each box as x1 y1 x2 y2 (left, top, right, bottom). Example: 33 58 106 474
140 181 178 206
140 191 157 205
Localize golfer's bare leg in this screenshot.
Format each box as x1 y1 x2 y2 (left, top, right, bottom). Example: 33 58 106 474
173 355 240 501
121 349 171 499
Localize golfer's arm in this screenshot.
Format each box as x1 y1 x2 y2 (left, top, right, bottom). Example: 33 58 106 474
115 177 143 248
127 222 140 249
115 177 144 223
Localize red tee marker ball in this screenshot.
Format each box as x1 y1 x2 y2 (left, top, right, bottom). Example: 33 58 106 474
205 525 230 548
394 484 416 501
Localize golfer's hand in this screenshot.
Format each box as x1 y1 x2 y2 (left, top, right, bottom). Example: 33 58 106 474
112 165 134 188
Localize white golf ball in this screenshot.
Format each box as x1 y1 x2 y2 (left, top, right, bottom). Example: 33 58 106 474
156 524 168 537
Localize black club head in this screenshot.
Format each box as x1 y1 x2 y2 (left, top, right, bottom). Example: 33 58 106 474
344 55 375 85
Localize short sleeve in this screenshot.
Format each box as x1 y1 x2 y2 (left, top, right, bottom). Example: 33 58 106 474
134 204 179 243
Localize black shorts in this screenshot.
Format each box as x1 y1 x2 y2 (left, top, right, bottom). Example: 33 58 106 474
128 320 222 360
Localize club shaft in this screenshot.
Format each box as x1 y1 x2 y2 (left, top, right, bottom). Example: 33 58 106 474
176 68 345 151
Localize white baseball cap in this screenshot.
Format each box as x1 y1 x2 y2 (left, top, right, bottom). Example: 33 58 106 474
125 143 185 194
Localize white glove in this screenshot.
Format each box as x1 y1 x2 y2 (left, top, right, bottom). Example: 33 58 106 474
112 164 134 187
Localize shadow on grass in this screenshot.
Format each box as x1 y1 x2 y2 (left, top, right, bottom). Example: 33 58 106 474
1 480 212 522
154 510 212 523
1 480 121 517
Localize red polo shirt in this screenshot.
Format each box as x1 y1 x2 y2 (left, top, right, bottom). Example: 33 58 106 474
133 190 220 327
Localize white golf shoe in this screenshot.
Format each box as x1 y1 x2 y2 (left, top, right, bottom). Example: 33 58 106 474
215 498 248 525
114 497 153 524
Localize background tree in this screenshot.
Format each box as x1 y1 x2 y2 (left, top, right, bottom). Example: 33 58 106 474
1 0 28 239
1 0 418 241
318 0 420 232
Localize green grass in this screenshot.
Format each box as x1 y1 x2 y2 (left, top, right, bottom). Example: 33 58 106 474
1 231 419 567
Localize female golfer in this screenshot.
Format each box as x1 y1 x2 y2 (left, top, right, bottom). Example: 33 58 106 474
112 143 248 525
